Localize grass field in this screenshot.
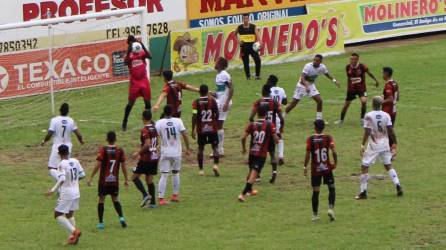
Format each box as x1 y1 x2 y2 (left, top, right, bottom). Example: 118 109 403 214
1 36 446 249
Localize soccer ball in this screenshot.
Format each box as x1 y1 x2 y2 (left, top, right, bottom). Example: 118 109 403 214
252 42 261 52
132 42 142 53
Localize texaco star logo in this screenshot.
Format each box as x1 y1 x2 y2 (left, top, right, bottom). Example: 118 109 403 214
0 66 9 94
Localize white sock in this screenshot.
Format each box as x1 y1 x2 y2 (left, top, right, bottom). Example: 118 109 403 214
387 169 400 186
316 112 323 120
56 216 75 234
158 173 168 198
360 174 369 193
172 173 180 195
217 129 224 155
68 217 75 227
278 139 284 158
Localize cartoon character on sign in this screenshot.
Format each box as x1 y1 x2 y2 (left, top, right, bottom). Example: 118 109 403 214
173 32 198 72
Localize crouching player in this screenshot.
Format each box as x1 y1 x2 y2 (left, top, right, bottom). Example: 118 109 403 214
45 145 84 245
304 120 338 222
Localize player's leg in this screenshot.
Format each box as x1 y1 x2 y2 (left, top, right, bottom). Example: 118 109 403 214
171 157 181 202
250 49 261 79
97 195 105 229
337 100 351 124
277 133 285 165
66 210 81 244
383 151 403 196
211 134 220 176
360 95 367 124
217 120 225 156
131 168 149 207
111 194 127 228
269 149 278 184
356 165 369 200
55 211 75 235
311 94 324 120
285 85 304 115
241 48 251 79
325 172 336 221
122 99 135 131
158 157 170 205
239 156 264 202
145 173 157 207
197 140 205 175
311 185 321 221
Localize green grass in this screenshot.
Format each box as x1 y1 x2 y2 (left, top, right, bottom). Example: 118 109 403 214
1 38 446 249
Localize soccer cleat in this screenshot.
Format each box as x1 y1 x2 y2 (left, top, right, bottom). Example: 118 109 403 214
396 185 403 196
159 198 168 206
247 189 258 196
119 217 127 228
170 194 180 202
238 194 246 202
70 228 81 245
212 165 220 177
198 170 205 176
255 76 261 80
278 158 285 165
311 215 319 222
327 209 336 222
140 196 150 207
96 223 105 230
334 120 343 125
355 191 368 200
269 172 277 184
145 203 157 209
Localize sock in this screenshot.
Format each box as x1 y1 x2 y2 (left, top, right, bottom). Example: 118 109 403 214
148 183 156 204
122 104 133 127
278 139 284 159
133 178 148 198
340 110 346 121
68 217 75 227
361 104 366 119
144 100 151 110
312 191 320 215
98 203 104 223
197 152 204 170
272 162 277 173
388 169 400 186
242 182 253 195
328 187 336 208
360 174 369 193
158 173 168 198
172 173 180 195
316 112 323 120
57 216 75 234
217 129 224 155
213 149 219 164
113 201 124 218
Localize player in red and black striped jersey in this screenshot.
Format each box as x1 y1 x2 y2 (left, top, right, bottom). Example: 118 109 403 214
239 105 279 202
382 67 399 151
131 110 159 208
87 131 129 229
336 53 380 125
152 70 199 118
248 84 284 184
304 120 338 222
191 84 220 177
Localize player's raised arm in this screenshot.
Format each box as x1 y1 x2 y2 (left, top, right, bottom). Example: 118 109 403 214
140 43 152 60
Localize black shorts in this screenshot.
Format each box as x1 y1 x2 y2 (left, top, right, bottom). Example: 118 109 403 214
198 133 219 146
248 155 266 172
346 91 366 101
98 185 119 197
311 171 335 187
134 161 158 175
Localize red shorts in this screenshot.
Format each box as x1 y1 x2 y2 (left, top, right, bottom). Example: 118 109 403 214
129 79 151 102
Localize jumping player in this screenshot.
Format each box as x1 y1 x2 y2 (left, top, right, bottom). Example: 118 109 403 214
335 53 379 125
45 145 84 245
191 84 220 176
41 103 84 182
152 70 199 118
267 75 287 165
121 35 152 131
285 54 339 120
355 96 403 200
304 120 338 222
87 131 128 230
239 105 279 202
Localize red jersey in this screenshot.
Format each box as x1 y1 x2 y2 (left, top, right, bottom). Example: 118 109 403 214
346 63 368 93
192 96 219 134
306 134 335 176
245 119 276 158
140 123 159 162
252 97 281 125
96 145 126 187
162 80 187 117
126 51 149 82
383 80 399 116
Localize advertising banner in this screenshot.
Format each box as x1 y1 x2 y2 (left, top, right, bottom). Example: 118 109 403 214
171 13 344 75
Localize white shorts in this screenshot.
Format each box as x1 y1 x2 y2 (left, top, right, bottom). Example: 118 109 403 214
292 83 320 100
48 144 72 168
217 98 232 121
55 197 79 214
159 156 182 173
362 149 392 167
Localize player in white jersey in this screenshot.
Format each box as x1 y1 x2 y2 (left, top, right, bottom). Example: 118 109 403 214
41 103 84 182
267 75 287 165
356 96 403 200
213 57 234 156
45 145 85 245
155 105 192 205
285 54 339 120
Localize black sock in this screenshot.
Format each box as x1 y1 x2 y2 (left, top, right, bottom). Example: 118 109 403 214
98 203 104 223
122 104 133 127
312 191 320 215
361 105 366 119
340 110 347 121
272 162 277 173
133 178 148 197
198 152 204 170
113 201 124 217
328 187 336 208
148 183 156 204
213 152 219 164
144 100 152 110
242 183 253 195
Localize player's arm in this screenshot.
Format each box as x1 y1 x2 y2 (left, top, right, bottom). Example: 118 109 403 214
383 87 394 104
272 133 280 144
360 128 371 156
248 104 256 122
303 140 311 177
152 92 167 112
324 72 340 87
73 129 84 145
387 125 397 152
330 139 338 168
281 97 288 106
181 130 192 155
241 131 249 155
140 43 152 60
223 81 234 112
41 130 54 146
87 160 101 186
300 73 311 87
191 114 197 140
365 68 379 87
45 171 65 196
185 83 199 92
278 110 285 132
120 150 129 188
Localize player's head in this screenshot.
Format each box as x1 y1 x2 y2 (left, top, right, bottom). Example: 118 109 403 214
199 84 209 97
163 104 173 117
60 103 69 116
58 144 70 157
313 54 323 67
107 131 116 144
383 67 393 80
257 104 268 118
242 13 250 25
262 84 271 97
372 96 383 111
314 119 325 133
127 35 136 45
350 53 359 65
142 109 152 122
163 70 174 81
215 57 228 71
266 75 278 86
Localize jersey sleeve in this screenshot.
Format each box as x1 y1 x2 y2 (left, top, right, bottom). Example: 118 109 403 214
49 118 56 132
58 169 66 182
155 121 161 134
363 64 369 72
329 136 336 149
162 84 169 94
384 84 394 96
302 64 311 74
178 119 186 132
96 147 104 162
306 137 312 151
72 120 78 131
322 64 329 74
76 160 86 179
281 88 287 99
363 114 373 129
385 113 393 127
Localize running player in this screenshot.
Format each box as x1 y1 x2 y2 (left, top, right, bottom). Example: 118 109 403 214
191 84 220 176
267 74 287 165
335 53 380 125
131 110 159 208
87 131 128 229
214 57 234 156
45 145 84 245
239 105 279 202
121 35 152 131
249 84 284 184
304 120 338 222
355 96 403 200
152 70 199 118
155 105 192 205
41 103 84 182
285 54 339 120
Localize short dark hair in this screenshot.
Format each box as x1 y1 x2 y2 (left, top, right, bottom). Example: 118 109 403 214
60 103 69 116
383 67 393 77
58 144 70 156
216 57 228 70
163 70 173 81
163 105 173 117
267 75 278 86
127 35 136 44
315 54 323 60
107 131 116 143
314 119 325 132
351 53 359 57
262 84 271 97
199 84 209 96
257 104 268 117
142 110 152 121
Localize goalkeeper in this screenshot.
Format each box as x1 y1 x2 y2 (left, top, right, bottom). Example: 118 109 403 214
122 35 152 131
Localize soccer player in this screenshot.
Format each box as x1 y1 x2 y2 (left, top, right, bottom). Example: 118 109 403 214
249 84 284 184
121 35 152 131
239 105 279 202
152 70 199 118
335 53 380 125
45 145 84 245
382 67 399 125
131 110 159 208
355 96 403 200
214 57 234 156
304 120 338 222
87 131 128 229
155 105 192 205
267 75 287 165
285 54 339 120
191 84 220 176
41 103 84 182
